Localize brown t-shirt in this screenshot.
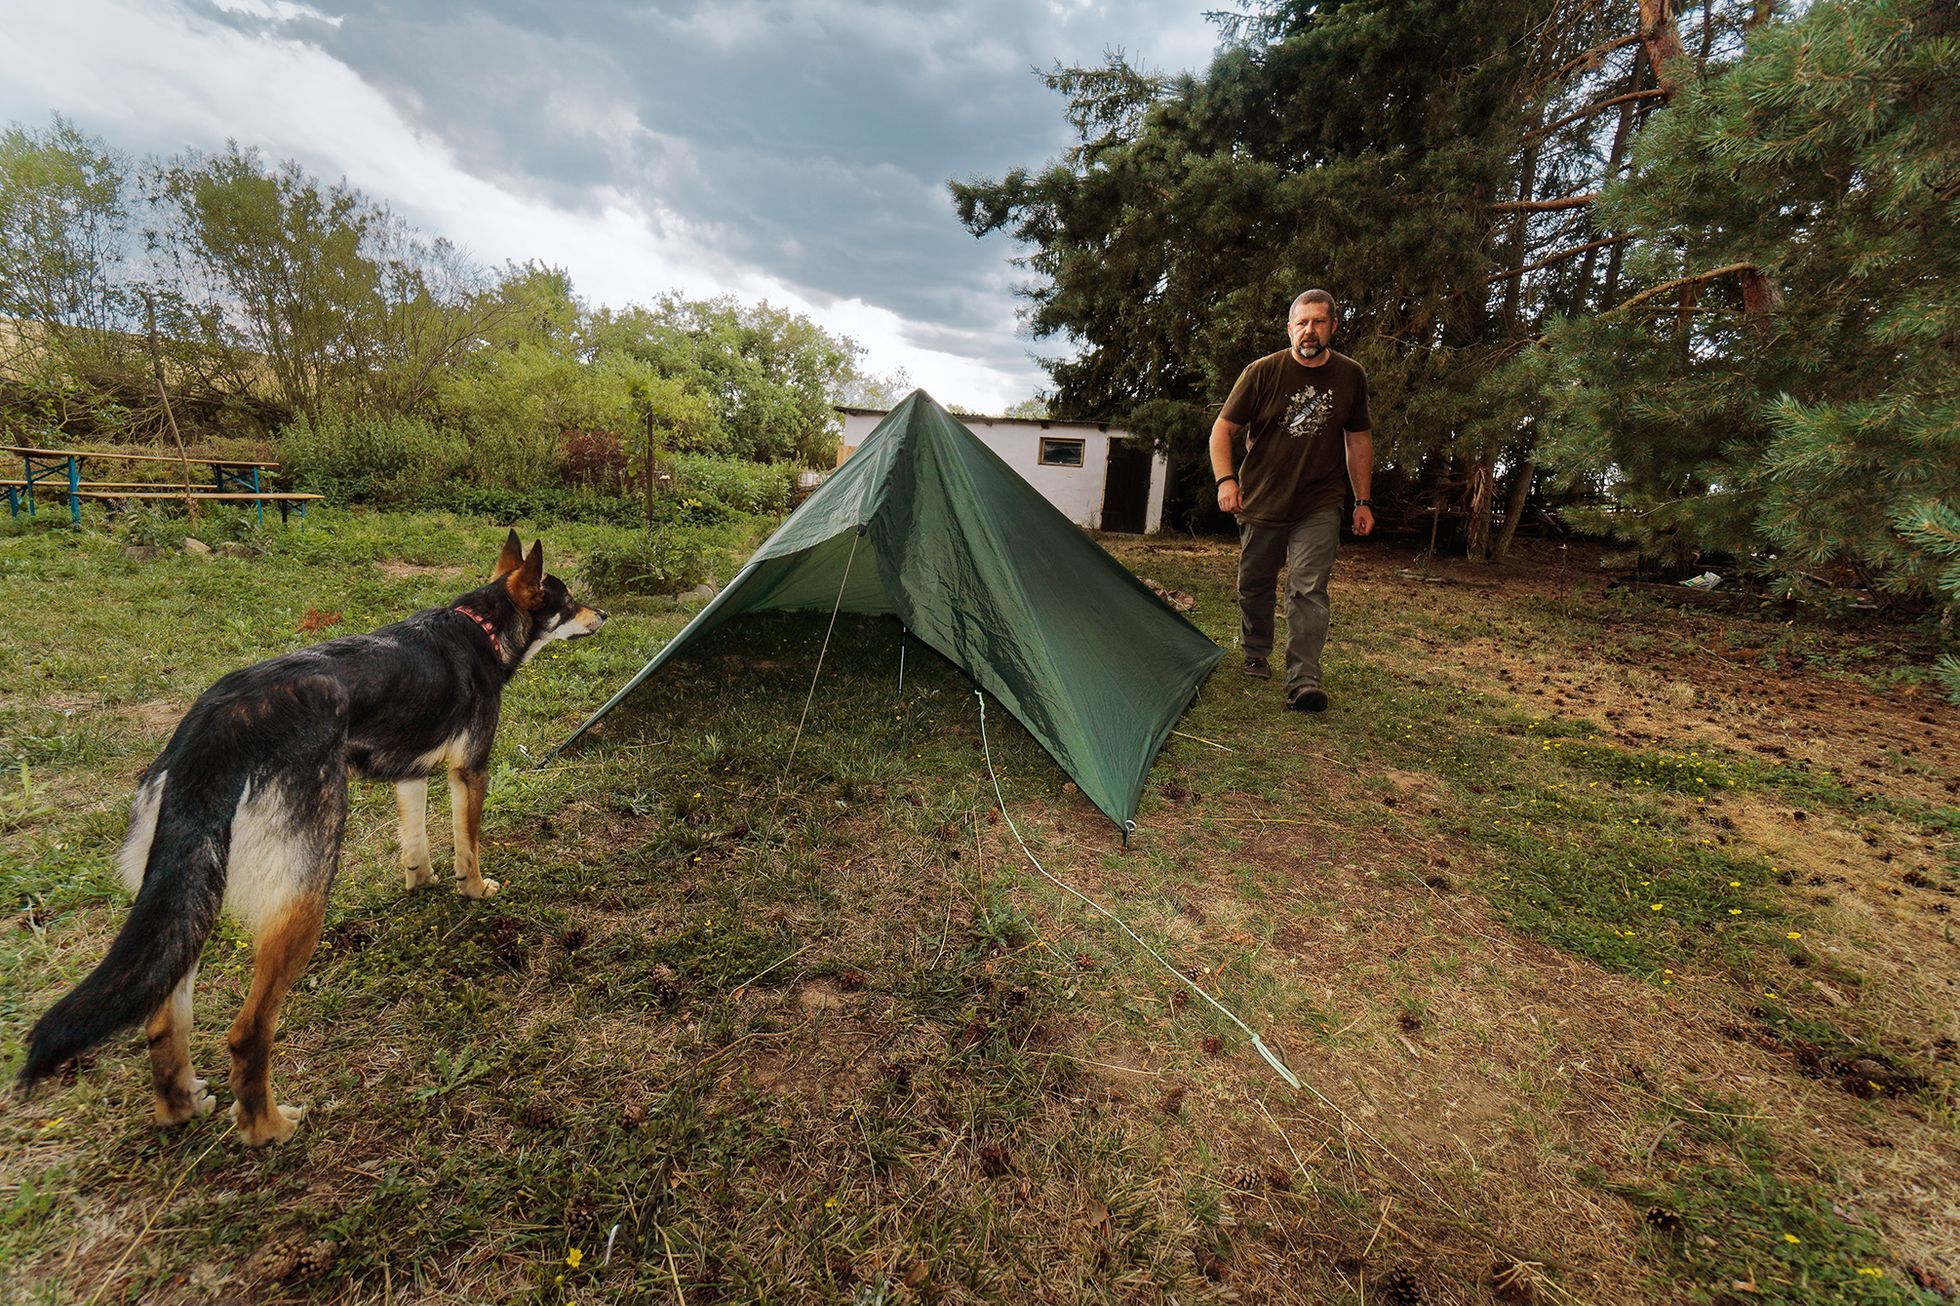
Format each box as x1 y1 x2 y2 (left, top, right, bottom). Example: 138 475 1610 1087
1221 348 1372 525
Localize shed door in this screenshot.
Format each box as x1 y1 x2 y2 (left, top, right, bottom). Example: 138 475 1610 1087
1100 439 1151 533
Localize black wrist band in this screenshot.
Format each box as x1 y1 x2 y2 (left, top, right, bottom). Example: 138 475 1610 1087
1216 475 1238 487
1354 498 1373 507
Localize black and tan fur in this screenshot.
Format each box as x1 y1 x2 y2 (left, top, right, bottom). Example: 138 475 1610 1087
18 532 605 1145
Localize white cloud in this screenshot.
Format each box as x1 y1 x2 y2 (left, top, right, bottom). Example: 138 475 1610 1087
208 0 342 25
0 0 1218 411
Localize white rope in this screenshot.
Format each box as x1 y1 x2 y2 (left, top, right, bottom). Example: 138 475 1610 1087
972 691 1303 1089
781 527 861 786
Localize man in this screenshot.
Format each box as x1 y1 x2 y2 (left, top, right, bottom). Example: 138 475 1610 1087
1209 289 1374 712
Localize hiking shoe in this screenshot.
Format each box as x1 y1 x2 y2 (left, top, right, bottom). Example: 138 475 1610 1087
1288 689 1329 713
1241 656 1272 680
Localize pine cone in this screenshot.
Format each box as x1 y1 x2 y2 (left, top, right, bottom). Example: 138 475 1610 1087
254 1235 304 1282
1379 1267 1427 1306
297 1240 337 1276
486 915 529 970
1644 1205 1685 1237
520 1099 559 1130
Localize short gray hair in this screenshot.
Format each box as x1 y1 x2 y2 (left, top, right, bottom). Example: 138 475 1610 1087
1290 288 1337 317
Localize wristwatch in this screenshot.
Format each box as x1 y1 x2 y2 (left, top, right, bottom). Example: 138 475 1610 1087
1353 498 1373 507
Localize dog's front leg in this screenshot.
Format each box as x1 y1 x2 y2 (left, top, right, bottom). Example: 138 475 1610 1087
449 765 499 898
396 778 436 889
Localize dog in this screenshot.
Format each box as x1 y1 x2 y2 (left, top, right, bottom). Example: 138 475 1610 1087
17 531 605 1145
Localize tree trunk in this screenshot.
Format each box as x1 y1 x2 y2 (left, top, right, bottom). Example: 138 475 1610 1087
1492 459 1535 561
1465 456 1496 562
146 292 199 528
1638 0 1688 100
1584 43 1650 310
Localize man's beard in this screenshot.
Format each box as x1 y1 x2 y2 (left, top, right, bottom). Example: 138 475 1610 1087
1295 338 1324 360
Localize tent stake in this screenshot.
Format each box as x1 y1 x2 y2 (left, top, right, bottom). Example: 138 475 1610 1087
896 624 907 699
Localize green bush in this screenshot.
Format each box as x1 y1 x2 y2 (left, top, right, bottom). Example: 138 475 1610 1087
453 414 564 492
669 454 793 516
111 501 263 549
278 411 470 505
438 484 647 528
580 529 718 598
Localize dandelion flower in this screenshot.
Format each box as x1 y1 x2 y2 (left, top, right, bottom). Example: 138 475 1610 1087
1783 1234 1799 1244
1787 931 1802 940
567 1249 583 1268
1651 903 1664 911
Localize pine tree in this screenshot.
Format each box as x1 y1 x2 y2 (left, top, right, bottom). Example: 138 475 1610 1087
951 0 1753 546
1540 0 1959 647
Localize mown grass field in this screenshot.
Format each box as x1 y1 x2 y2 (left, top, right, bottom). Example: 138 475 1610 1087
2 504 1956 1304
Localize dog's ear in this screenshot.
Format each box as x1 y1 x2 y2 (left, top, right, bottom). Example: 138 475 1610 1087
490 529 524 581
505 540 546 610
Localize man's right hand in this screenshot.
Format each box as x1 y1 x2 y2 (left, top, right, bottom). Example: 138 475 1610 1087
1217 480 1242 515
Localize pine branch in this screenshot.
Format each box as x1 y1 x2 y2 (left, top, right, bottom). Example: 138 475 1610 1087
1482 234 1630 286
1605 263 1760 314
1526 90 1667 141
1527 32 1644 97
1489 193 1599 213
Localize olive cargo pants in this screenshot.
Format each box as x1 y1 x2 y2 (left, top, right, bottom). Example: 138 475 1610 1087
1237 505 1342 701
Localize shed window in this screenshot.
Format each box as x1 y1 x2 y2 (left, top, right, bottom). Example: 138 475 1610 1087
1039 437 1085 467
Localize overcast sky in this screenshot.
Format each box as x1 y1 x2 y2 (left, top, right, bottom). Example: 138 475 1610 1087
0 0 1224 412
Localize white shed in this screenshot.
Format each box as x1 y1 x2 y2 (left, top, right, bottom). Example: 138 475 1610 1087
832 406 1169 534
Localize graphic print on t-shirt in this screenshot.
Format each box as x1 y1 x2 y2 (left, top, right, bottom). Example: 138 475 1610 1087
1283 383 1333 441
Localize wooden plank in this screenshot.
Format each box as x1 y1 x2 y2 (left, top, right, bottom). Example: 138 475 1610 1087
2 445 279 468
67 491 324 502
4 480 201 491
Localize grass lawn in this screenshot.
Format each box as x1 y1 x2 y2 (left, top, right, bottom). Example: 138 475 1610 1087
2 505 1955 1304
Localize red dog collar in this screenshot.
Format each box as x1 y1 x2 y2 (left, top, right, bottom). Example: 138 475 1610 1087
453 605 502 653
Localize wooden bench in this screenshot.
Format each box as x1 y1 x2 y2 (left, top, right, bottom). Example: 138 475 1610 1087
4 446 317 528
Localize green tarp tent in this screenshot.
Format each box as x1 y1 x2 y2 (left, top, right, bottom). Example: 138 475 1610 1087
556 390 1221 830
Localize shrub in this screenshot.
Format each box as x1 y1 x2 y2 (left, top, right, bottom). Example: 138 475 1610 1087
112 501 262 549
668 454 793 516
580 530 717 598
439 484 646 528
278 411 470 505
561 428 630 491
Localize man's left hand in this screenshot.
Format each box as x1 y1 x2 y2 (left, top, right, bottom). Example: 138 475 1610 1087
1352 504 1375 536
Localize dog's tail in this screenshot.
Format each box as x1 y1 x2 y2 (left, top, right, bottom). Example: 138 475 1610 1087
19 770 231 1088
